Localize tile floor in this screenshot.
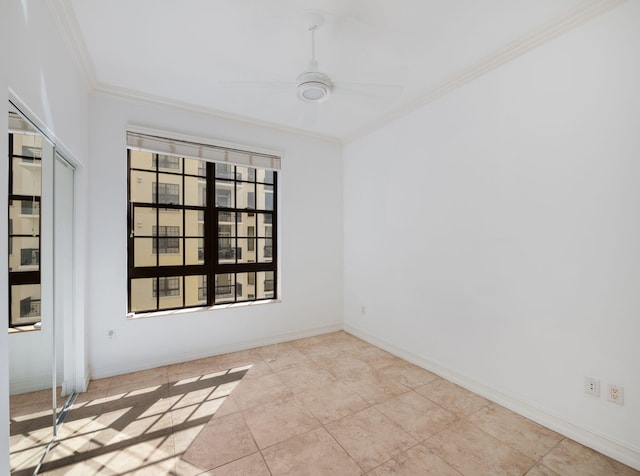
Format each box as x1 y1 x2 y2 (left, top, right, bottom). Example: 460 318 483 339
10 331 640 475
9 386 67 474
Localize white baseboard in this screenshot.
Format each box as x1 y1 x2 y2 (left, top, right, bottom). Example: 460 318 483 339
90 322 343 380
10 374 51 395
78 372 90 393
344 323 640 471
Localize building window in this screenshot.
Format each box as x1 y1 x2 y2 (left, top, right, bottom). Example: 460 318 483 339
247 226 255 251
21 200 39 215
152 226 180 254
21 144 42 159
20 248 40 266
128 146 278 314
152 182 180 205
152 154 180 170
264 277 274 292
215 189 232 207
20 296 41 318
198 284 207 301
153 277 181 298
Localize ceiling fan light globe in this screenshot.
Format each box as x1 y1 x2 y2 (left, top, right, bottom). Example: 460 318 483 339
297 81 331 103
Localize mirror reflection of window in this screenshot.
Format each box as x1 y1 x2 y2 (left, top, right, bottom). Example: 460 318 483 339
8 111 43 328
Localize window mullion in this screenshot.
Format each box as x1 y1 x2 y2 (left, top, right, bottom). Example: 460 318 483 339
155 155 160 310
206 161 216 306
127 149 133 312
272 171 278 290
235 167 240 303
182 160 186 308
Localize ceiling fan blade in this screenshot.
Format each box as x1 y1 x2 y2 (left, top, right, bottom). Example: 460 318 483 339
332 82 403 99
219 80 294 91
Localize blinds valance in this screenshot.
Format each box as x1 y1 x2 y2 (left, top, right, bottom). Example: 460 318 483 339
126 129 281 171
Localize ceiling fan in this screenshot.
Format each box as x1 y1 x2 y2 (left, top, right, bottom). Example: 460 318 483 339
221 11 403 111
296 12 335 104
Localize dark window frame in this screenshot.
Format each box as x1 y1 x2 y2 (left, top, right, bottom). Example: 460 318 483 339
127 151 278 314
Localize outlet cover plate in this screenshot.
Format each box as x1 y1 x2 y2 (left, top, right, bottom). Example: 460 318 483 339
584 377 600 397
607 384 624 405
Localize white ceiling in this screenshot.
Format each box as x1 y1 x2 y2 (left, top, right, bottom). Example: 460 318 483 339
55 0 607 141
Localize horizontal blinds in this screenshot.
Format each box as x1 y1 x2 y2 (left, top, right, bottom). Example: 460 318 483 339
8 111 38 135
126 130 281 171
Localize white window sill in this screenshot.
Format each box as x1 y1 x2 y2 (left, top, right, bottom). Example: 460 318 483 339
127 299 281 320
8 323 42 334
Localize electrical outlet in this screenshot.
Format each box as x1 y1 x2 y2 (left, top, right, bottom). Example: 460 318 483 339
607 384 624 405
584 377 600 397
361 306 366 316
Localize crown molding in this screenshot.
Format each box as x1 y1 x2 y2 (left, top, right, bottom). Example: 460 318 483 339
92 83 342 144
345 0 627 144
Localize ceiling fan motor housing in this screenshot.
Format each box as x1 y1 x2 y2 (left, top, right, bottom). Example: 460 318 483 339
296 71 332 103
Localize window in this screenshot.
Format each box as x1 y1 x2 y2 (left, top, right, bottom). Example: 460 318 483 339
152 226 180 254
20 248 40 266
264 277 274 292
20 296 41 318
127 134 279 314
21 200 39 215
153 182 180 205
152 154 180 170
153 277 181 297
216 189 231 207
248 226 255 251
21 144 42 159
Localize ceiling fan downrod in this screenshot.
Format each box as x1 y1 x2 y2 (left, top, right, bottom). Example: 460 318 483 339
296 12 332 103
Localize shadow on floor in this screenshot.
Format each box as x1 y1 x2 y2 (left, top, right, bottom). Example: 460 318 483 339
11 366 249 475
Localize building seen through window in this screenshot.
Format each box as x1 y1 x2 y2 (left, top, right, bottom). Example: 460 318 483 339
127 149 277 313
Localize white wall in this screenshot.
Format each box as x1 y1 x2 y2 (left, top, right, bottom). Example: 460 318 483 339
1 0 90 470
87 93 343 378
343 2 640 469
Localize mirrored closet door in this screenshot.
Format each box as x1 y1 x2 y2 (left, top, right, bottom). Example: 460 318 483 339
8 101 77 473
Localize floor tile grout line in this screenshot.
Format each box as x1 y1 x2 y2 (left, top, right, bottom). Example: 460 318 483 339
256 448 275 476
363 440 468 476
320 404 418 473
239 394 323 452
456 410 538 463
405 385 462 422
536 436 569 471
320 423 369 474
461 402 565 466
